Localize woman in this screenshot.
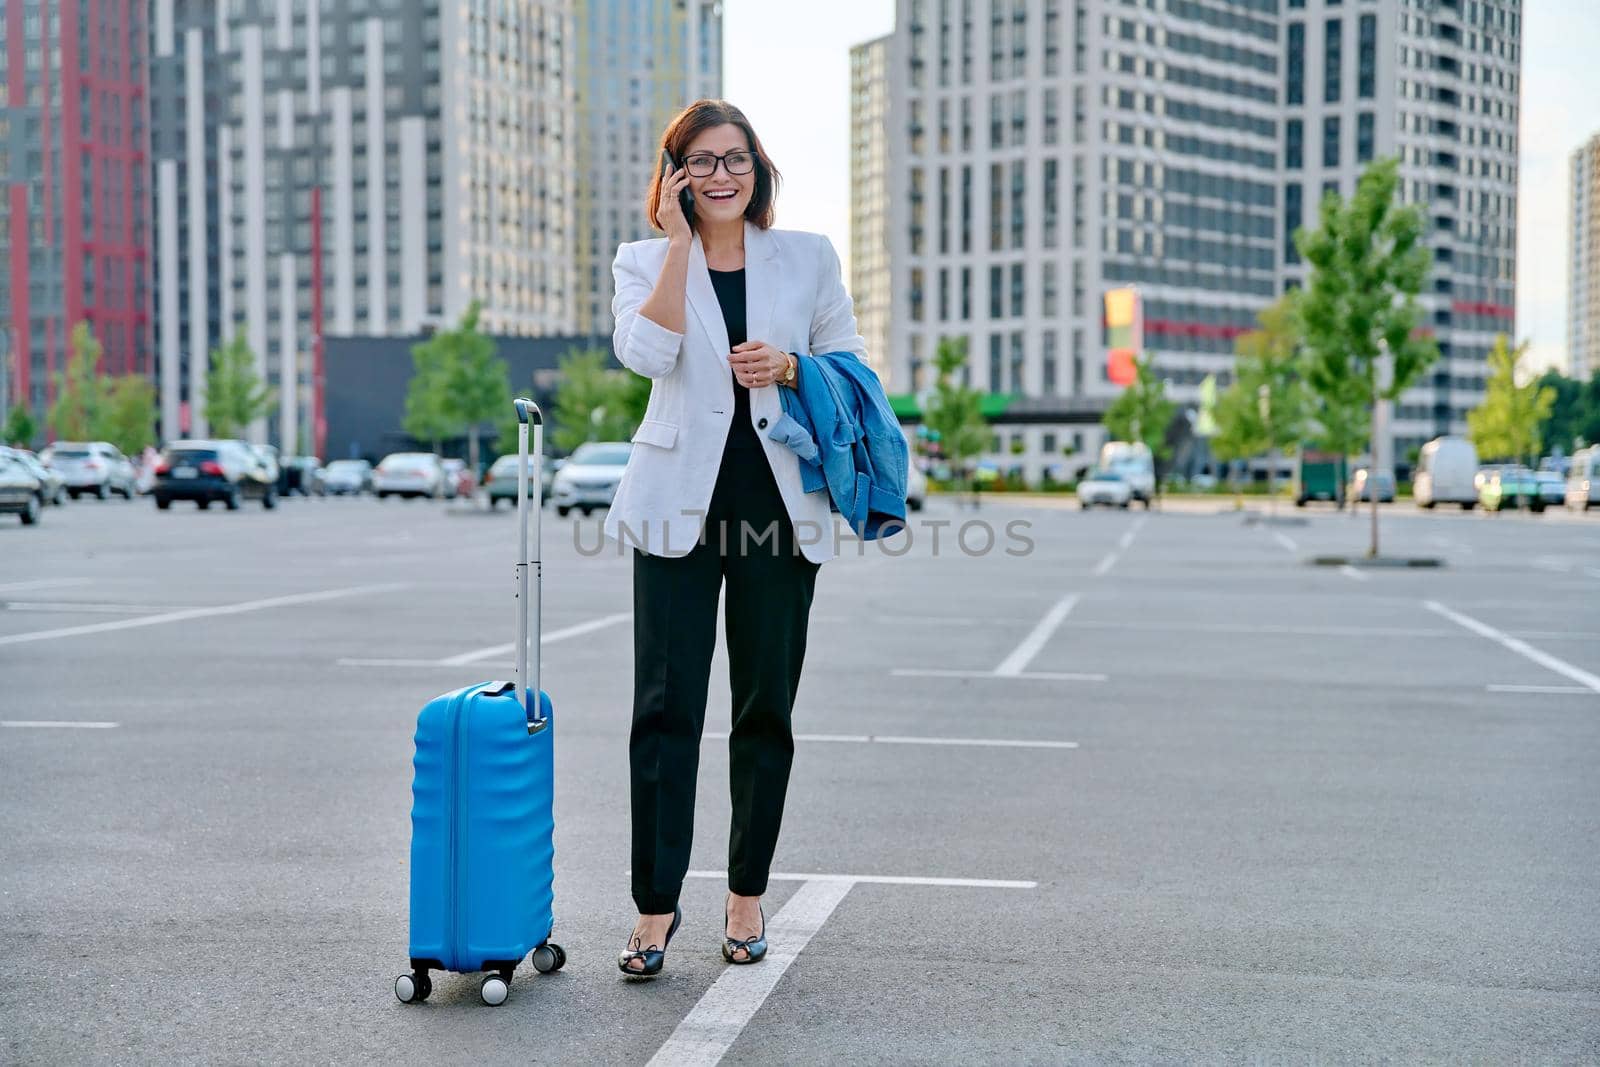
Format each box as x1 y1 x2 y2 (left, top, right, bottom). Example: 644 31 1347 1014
604 99 868 977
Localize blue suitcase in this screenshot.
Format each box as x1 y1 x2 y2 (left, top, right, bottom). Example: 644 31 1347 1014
395 399 565 1007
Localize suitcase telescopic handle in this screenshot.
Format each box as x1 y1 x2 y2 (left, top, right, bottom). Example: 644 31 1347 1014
514 398 545 731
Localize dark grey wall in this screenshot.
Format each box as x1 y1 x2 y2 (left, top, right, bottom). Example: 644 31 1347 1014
324 334 616 463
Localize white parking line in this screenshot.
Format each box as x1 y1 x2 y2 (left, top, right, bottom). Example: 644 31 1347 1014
1338 565 1369 582
2 602 186 615
1486 684 1593 695
891 667 1107 682
702 731 1079 751
1093 516 1147 576
646 879 855 1067
995 594 1079 676
684 869 1039 890
2 721 120 729
0 578 94 594
0 584 409 648
438 613 631 665
338 613 631 668
1426 600 1600 695
1272 531 1299 552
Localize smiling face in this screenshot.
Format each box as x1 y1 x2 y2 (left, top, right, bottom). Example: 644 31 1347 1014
680 123 755 225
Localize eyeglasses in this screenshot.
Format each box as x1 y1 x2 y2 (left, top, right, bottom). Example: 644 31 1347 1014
681 150 755 177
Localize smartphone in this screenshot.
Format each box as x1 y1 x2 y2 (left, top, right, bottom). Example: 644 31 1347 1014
661 149 694 228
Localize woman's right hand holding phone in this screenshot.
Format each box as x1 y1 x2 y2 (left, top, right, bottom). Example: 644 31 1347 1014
656 164 693 244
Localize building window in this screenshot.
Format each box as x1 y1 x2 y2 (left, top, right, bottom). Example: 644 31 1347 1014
1323 115 1340 167
1324 18 1342 103
1284 182 1302 265
1286 119 1303 169
1043 158 1059 248
1286 23 1305 106
1357 111 1374 163
989 334 1002 392
1358 14 1377 99
1010 263 1024 318
911 268 925 322
989 265 1003 319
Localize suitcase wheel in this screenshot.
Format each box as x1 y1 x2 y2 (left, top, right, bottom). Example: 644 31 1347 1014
531 943 566 974
394 971 432 1004
479 974 510 1006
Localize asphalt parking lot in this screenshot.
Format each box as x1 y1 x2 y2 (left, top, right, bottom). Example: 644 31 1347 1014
2 493 1597 1063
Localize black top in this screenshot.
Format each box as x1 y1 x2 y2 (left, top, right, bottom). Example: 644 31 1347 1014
708 267 761 452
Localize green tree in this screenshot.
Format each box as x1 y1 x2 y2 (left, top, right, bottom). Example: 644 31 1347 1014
1467 336 1554 465
4 403 38 448
551 347 649 454
1231 293 1310 499
1536 369 1587 456
1296 157 1437 556
403 329 456 453
1103 352 1177 497
436 302 512 476
99 375 158 456
922 336 989 505
1211 376 1268 501
47 322 105 442
205 330 277 438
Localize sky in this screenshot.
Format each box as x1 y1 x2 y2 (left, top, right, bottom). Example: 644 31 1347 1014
723 0 1599 377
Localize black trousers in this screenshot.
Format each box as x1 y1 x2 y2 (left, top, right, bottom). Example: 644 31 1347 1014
629 438 821 914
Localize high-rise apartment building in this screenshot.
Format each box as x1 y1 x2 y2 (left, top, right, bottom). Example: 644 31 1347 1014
867 0 1522 480
573 0 723 340
151 0 577 451
851 35 893 383
1572 131 1600 380
2 0 153 426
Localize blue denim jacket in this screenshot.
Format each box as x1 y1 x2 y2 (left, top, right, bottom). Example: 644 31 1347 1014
768 351 909 540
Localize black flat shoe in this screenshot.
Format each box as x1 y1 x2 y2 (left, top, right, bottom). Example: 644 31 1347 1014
722 905 767 965
618 906 682 979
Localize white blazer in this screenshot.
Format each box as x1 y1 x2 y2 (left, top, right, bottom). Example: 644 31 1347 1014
602 223 868 565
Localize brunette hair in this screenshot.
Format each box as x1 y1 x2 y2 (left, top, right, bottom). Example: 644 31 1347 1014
646 99 781 232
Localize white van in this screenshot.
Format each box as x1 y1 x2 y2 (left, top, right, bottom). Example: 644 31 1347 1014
1567 446 1600 512
1098 441 1154 506
1413 436 1478 509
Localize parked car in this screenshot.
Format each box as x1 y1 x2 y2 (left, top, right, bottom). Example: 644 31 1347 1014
0 452 45 524
1566 446 1600 512
373 452 446 499
484 454 540 509
1534 470 1566 509
1077 469 1133 509
1098 441 1154 506
152 439 279 510
322 459 373 495
1296 450 1347 506
0 447 66 506
1479 466 1545 513
1413 436 1478 509
1473 464 1516 495
42 440 138 499
1347 468 1396 504
905 462 927 512
279 456 325 497
549 442 631 517
440 458 467 500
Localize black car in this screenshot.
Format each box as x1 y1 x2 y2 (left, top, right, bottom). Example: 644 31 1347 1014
0 453 45 525
153 439 278 510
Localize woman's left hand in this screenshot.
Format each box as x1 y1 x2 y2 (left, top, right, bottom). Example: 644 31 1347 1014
729 341 790 388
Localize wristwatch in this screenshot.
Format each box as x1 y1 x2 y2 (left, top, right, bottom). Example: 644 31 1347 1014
781 353 797 385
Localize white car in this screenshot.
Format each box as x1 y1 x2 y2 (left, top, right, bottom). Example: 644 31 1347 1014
1414 435 1478 509
42 441 138 499
373 452 446 499
1566 446 1600 512
1077 469 1133 509
322 459 372 495
550 442 631 517
905 462 927 512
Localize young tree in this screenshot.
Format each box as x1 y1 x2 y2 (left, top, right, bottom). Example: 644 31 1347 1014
1103 353 1177 496
47 322 105 442
437 302 512 476
403 327 456 454
1535 369 1587 456
205 330 277 438
1467 336 1554 465
4 403 38 448
922 336 989 505
99 375 158 456
1296 158 1438 556
1231 293 1310 499
552 347 646 454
